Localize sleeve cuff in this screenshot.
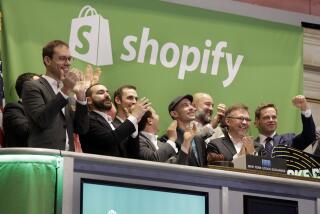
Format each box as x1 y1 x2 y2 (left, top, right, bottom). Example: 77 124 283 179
127 115 138 138
167 139 178 153
59 90 69 99
76 100 87 105
301 109 312 118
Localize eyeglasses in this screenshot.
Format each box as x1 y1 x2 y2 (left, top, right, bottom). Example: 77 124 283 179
54 56 74 63
227 116 251 122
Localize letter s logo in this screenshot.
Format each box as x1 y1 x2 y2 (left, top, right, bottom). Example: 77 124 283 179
75 25 92 55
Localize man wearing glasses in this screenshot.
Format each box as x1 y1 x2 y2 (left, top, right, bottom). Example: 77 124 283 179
254 95 316 157
22 40 89 151
207 104 265 162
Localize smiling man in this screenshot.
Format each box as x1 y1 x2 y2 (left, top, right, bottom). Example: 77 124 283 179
193 92 226 143
207 104 265 162
160 95 207 167
22 40 89 151
254 95 316 157
80 83 150 157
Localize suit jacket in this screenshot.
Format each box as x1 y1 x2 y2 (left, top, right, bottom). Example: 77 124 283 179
139 132 188 164
160 128 207 167
254 114 316 151
22 77 89 151
3 101 29 147
112 116 138 158
80 111 139 157
207 135 266 161
112 117 122 129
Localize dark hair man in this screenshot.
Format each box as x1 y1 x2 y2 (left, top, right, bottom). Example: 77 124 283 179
138 107 192 164
113 85 138 128
80 83 150 157
254 95 316 157
22 40 89 150
3 73 39 147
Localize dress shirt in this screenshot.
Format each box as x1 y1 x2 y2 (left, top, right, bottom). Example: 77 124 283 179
93 110 115 130
228 133 243 159
42 75 69 150
140 131 178 153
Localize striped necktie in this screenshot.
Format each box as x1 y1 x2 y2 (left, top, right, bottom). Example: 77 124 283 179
265 137 273 158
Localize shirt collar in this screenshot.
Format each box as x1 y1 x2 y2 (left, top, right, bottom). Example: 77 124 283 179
259 131 276 143
93 110 113 123
42 75 61 93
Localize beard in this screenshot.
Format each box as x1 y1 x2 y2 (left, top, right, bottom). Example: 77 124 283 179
92 99 112 111
196 110 211 124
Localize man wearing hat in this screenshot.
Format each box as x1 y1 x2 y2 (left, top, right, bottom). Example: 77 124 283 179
160 95 207 167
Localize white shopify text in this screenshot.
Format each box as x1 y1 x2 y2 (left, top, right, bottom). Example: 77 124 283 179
120 27 244 87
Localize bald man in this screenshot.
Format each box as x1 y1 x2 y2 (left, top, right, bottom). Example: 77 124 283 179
193 92 226 143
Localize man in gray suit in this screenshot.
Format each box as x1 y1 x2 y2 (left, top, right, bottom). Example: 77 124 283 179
22 40 89 151
138 108 191 164
207 104 265 162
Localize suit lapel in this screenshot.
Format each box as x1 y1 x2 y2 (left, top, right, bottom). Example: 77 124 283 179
193 137 202 166
39 77 56 97
91 111 112 129
273 134 281 146
140 132 157 151
223 136 237 156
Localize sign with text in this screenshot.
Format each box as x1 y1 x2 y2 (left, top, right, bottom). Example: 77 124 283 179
0 0 303 133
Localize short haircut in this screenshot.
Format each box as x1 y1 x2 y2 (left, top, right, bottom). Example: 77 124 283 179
138 110 153 131
16 73 39 98
255 103 277 120
113 85 136 108
85 83 100 98
225 104 249 118
42 40 69 65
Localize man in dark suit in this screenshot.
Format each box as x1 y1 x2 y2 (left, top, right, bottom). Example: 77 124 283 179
3 73 39 147
160 95 207 167
22 40 89 151
80 83 150 157
138 108 191 164
254 95 316 157
207 104 265 162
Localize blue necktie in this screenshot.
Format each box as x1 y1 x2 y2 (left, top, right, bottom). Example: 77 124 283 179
265 137 273 158
191 139 199 161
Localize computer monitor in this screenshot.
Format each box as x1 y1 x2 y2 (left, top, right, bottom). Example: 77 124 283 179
243 195 298 214
81 178 209 214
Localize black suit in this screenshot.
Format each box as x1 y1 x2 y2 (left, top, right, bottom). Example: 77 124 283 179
3 101 29 147
160 128 207 167
22 77 89 151
254 114 316 151
207 135 266 161
139 132 188 164
80 111 139 157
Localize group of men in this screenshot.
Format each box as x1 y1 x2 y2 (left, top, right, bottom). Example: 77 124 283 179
2 40 318 168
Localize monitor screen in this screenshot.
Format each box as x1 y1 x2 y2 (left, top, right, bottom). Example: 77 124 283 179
243 195 298 214
81 179 208 214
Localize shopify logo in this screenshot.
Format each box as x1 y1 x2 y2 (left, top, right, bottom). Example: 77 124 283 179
69 5 113 66
69 5 244 87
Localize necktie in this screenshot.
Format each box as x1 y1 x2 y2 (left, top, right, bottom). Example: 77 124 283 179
265 137 273 158
191 139 199 162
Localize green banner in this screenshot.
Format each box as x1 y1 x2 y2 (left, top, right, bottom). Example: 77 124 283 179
0 0 303 134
